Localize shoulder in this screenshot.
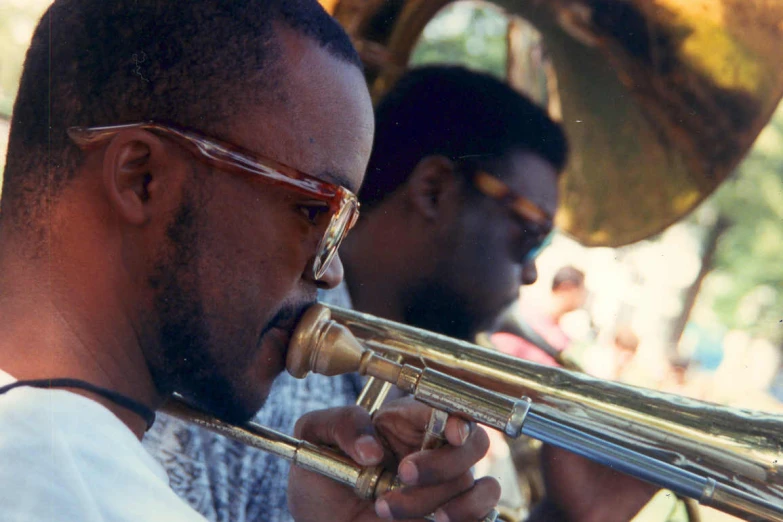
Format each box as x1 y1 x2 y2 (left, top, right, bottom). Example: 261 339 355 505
0 387 205 522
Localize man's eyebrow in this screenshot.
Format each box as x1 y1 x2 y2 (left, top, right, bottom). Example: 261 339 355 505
319 170 359 194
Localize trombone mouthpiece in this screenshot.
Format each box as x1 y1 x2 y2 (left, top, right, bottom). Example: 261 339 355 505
287 303 367 379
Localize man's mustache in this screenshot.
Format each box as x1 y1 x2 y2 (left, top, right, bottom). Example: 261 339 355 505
262 299 317 338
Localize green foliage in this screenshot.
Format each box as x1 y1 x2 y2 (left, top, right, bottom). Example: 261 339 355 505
700 104 783 342
0 0 51 177
0 1 51 118
409 2 508 79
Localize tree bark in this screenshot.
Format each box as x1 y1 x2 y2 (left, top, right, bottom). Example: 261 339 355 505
669 215 732 351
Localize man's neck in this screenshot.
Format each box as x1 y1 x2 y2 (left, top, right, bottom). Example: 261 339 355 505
0 253 161 438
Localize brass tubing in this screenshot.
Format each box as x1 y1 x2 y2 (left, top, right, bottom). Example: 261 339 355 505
406 367 531 438
288 309 534 438
161 399 365 491
356 376 393 414
521 406 783 521
356 353 403 414
161 398 498 522
289 304 504 522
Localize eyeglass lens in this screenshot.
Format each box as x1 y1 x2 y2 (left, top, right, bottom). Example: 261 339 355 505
312 197 358 279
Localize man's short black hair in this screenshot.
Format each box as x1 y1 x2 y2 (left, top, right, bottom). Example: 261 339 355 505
360 65 568 209
552 265 585 291
1 0 359 226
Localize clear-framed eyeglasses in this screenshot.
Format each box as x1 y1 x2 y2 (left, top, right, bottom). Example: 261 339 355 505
68 121 359 280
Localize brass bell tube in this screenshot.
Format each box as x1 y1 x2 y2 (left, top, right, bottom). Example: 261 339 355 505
312 303 783 522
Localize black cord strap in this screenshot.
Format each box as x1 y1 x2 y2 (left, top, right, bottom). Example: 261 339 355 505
0 378 156 430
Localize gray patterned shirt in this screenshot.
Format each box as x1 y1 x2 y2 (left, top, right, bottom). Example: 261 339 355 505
143 283 362 522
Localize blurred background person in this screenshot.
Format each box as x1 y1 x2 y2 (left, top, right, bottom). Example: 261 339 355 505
658 356 699 398
582 325 640 381
491 265 587 366
333 65 653 522
706 331 783 412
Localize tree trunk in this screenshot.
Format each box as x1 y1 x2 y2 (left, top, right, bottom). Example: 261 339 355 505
669 215 732 351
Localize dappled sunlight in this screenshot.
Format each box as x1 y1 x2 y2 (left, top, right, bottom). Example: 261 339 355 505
0 0 51 114
0 0 51 184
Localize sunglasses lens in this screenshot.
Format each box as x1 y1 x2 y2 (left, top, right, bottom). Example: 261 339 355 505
524 230 554 264
312 197 359 280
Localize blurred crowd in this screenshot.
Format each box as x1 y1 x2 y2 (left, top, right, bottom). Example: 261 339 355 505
479 262 783 521
494 263 783 414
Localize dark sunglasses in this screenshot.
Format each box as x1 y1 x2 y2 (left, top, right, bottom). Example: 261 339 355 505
472 170 554 263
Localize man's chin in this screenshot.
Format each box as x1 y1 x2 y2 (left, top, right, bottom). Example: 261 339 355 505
213 401 263 425
172 381 266 425
199 397 262 425
477 299 517 335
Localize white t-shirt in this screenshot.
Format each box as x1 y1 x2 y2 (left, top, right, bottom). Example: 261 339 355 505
0 369 206 522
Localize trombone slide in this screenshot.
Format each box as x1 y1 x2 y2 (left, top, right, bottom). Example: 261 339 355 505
161 399 385 499
162 397 500 522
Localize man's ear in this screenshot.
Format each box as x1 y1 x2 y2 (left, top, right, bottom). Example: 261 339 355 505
100 129 179 226
404 155 460 221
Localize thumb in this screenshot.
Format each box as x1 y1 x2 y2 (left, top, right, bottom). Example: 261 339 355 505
294 406 385 466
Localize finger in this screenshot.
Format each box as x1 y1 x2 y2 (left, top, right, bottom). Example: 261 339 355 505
433 476 501 522
398 426 490 486
374 397 435 433
294 406 384 466
443 415 474 447
375 471 476 520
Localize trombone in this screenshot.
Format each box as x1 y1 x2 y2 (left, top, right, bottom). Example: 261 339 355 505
164 303 783 522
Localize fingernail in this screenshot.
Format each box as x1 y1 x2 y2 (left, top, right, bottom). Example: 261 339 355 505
398 459 418 485
375 499 392 520
458 421 470 445
355 434 383 465
435 508 450 522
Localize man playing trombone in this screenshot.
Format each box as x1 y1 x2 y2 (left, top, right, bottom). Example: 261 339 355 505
147 65 656 521
0 2 498 521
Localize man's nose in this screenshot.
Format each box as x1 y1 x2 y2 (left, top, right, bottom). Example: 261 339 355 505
521 260 538 285
315 253 345 289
